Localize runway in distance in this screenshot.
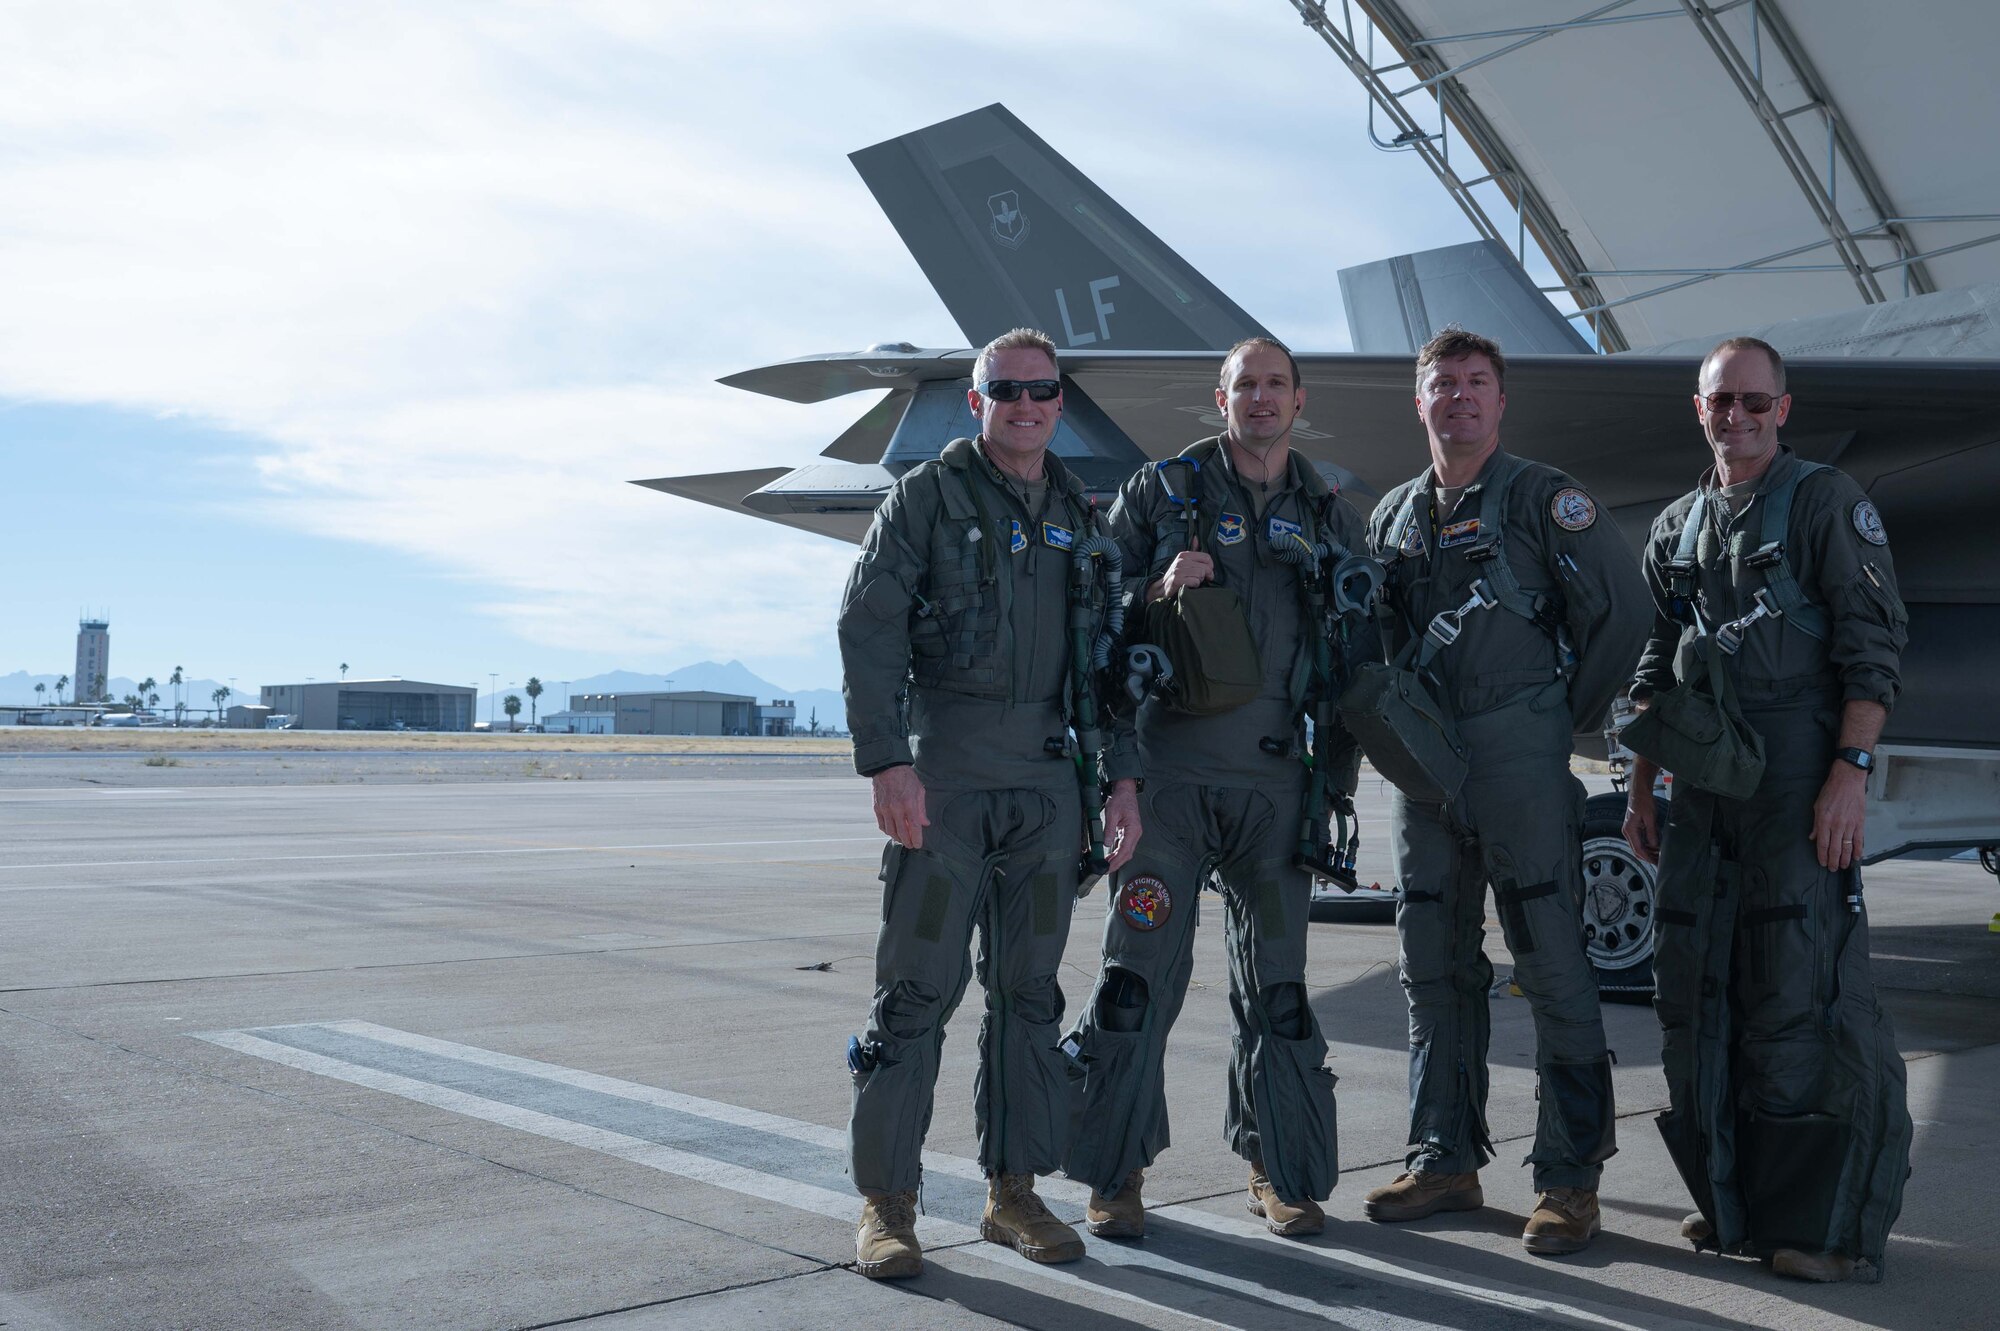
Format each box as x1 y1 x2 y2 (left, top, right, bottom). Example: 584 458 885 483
636 104 2000 960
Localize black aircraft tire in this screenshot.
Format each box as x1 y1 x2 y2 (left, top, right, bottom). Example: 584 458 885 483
1579 791 1662 1003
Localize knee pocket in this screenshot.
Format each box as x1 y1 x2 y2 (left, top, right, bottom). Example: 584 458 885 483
1258 981 1311 1041
879 980 945 1042
1096 966 1149 1033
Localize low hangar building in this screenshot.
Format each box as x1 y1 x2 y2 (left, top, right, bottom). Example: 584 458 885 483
259 679 478 732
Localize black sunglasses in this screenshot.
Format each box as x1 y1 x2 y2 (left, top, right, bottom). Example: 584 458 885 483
979 379 1062 403
1702 391 1778 414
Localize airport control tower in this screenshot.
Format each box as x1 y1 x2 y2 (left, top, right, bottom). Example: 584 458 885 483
75 617 108 703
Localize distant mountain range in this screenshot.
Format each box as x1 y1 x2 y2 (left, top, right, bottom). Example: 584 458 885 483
0 671 242 712
2 660 847 732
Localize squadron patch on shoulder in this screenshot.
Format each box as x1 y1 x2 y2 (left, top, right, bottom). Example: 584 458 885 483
1215 512 1247 545
1118 875 1173 931
1440 517 1481 548
1009 519 1028 554
1551 487 1597 531
1041 521 1074 551
1852 499 1887 546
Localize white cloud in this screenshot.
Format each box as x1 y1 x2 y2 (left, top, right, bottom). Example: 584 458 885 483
0 1 1458 680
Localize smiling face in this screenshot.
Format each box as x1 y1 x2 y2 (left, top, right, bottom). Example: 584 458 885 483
1695 343 1789 480
1416 351 1505 460
969 345 1062 466
1216 343 1304 450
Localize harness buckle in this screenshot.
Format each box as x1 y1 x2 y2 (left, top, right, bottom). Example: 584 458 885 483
1425 578 1498 650
1714 588 1782 655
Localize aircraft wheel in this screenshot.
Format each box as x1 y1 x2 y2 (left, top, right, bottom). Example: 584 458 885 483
1580 792 1660 1002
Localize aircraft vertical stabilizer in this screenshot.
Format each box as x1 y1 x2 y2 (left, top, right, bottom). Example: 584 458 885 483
1339 240 1592 355
851 104 1266 352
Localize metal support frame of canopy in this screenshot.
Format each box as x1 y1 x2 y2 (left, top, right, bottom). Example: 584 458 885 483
1287 0 2000 350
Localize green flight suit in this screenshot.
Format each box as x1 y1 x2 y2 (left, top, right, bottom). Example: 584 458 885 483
1368 447 1650 1189
1065 438 1369 1207
839 436 1133 1197
1635 445 1911 1269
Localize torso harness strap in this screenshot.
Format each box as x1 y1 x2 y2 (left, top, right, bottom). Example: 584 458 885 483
1383 454 1572 675
1665 461 1830 655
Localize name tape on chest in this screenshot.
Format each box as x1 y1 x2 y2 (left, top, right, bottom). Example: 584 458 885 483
1440 517 1481 549
1041 521 1074 551
1551 487 1597 532
1852 499 1887 546
1215 512 1247 546
1267 514 1302 545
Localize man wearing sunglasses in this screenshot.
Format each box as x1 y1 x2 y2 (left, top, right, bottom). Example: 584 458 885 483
838 327 1143 1279
1064 337 1368 1241
1623 336 1911 1282
1359 326 1648 1255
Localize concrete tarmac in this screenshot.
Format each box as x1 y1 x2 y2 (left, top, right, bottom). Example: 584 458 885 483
2 756 1995 1330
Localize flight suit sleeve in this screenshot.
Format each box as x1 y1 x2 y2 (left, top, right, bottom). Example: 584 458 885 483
1544 474 1652 731
1803 473 1908 709
1631 508 1687 702
837 474 936 776
1093 466 1161 787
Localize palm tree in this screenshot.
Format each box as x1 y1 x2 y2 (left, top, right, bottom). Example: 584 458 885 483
34 682 46 708
340 662 349 680
56 674 69 705
170 666 184 724
525 677 543 724
503 694 522 731
139 676 157 711
212 686 230 720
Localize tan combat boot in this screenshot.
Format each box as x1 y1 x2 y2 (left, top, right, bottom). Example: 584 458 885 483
1522 1187 1601 1255
1772 1248 1857 1283
855 1190 921 1279
982 1173 1085 1263
1086 1169 1146 1239
1247 1164 1324 1237
1362 1170 1483 1222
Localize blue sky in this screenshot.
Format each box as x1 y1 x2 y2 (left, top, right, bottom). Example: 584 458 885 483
0 1 1483 696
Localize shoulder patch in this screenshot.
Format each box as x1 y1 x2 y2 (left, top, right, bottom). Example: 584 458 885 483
1550 486 1597 532
1852 499 1887 546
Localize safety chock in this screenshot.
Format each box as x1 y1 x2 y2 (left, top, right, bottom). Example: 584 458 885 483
1988 913 2000 934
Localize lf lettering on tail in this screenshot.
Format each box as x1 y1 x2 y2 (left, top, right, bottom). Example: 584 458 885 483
1055 276 1120 346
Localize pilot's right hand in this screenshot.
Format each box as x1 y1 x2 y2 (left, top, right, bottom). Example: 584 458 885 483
1159 551 1215 599
872 764 929 849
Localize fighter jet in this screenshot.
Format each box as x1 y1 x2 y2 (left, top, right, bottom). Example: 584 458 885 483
637 104 2000 990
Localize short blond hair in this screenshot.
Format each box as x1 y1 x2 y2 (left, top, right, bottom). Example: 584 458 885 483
973 328 1060 387
1220 336 1300 389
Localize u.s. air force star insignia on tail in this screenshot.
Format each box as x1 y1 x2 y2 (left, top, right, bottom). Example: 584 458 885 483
1551 487 1596 531
1852 499 1887 545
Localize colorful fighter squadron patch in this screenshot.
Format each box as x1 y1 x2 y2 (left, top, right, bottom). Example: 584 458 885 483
1041 521 1074 551
1215 512 1247 545
1009 519 1029 554
1852 500 1887 545
1551 487 1597 531
1398 522 1426 556
1118 875 1173 931
1267 515 1303 545
1440 517 1482 548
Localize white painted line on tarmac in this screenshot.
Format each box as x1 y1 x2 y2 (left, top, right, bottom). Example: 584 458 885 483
0 835 881 874
201 1022 1730 1331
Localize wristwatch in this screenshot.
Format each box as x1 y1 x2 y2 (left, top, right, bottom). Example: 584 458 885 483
1836 747 1875 772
